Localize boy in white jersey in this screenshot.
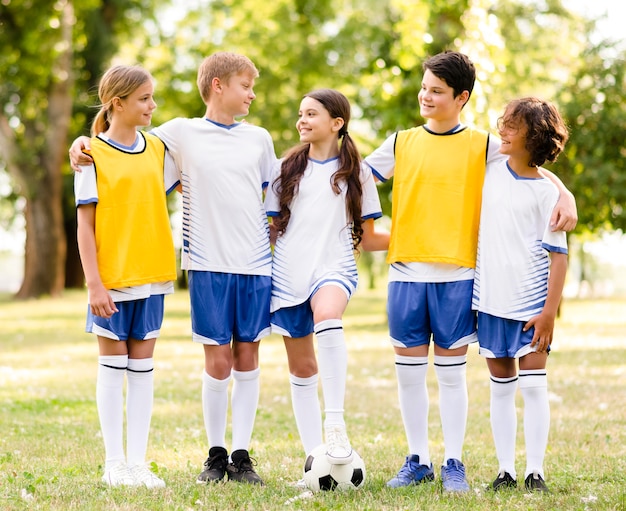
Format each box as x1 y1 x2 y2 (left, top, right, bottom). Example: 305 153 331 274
70 53 276 485
74 65 177 489
472 98 569 493
364 51 577 492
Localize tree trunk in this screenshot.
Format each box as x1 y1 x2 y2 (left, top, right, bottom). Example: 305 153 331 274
16 186 66 298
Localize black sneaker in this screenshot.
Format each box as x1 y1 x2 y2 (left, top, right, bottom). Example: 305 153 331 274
525 471 549 493
196 446 228 483
492 470 517 490
226 449 265 485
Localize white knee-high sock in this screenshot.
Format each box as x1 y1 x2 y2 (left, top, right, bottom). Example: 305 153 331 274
519 369 549 478
490 375 518 479
202 371 230 449
126 357 154 467
231 368 260 452
290 374 323 455
315 319 347 428
97 354 128 471
434 354 468 463
395 354 430 466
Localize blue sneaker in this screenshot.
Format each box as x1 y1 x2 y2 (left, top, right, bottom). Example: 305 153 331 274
441 458 470 492
386 455 435 488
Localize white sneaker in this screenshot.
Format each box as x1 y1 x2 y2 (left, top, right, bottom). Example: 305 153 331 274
325 425 353 465
102 463 137 487
129 464 166 489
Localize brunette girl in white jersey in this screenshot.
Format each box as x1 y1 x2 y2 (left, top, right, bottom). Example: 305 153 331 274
265 89 389 468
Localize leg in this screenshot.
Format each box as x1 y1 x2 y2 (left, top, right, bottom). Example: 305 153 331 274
96 336 135 486
284 333 323 455
486 357 518 488
519 352 550 491
231 340 261 453
311 286 353 463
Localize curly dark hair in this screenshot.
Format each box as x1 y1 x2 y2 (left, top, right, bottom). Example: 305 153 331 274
272 89 364 248
499 97 569 167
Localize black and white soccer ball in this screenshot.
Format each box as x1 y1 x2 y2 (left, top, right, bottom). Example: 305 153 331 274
303 443 366 492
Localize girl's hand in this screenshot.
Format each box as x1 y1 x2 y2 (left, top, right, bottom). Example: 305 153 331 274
524 313 554 352
88 284 118 318
69 136 93 171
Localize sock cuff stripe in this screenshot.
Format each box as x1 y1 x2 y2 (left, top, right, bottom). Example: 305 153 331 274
100 364 127 371
490 376 518 384
519 371 547 378
315 326 343 335
127 367 154 373
433 361 467 368
395 361 428 367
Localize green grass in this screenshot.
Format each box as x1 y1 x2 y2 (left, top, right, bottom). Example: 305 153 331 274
1 289 625 510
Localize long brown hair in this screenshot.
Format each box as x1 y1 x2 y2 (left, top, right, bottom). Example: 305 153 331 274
272 89 364 248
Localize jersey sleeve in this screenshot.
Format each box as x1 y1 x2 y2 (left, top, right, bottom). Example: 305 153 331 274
259 129 278 190
540 184 568 255
360 163 383 220
264 160 282 216
163 149 180 195
74 163 98 206
363 132 398 182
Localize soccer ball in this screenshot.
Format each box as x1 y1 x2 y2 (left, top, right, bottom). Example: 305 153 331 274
303 443 366 492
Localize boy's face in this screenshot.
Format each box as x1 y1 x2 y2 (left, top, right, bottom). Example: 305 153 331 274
418 69 467 123
497 113 529 159
219 71 256 118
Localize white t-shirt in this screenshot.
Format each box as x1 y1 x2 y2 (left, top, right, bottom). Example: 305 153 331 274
74 132 179 302
364 126 505 283
151 117 276 276
472 159 568 320
265 157 382 311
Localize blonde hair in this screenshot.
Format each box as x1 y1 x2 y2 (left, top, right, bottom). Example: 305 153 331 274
91 65 153 136
196 52 258 104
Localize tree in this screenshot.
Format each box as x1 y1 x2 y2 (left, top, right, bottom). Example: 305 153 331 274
0 0 158 298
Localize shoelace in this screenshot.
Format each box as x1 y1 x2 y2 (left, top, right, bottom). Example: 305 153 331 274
445 463 466 482
232 456 257 472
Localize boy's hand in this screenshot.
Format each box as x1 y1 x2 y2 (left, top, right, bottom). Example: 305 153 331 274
524 313 554 352
550 190 577 232
69 136 93 171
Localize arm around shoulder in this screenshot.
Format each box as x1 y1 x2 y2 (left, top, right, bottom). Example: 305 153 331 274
538 168 578 232
360 218 390 252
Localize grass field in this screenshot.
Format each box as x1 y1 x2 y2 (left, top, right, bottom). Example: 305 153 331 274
1 289 625 510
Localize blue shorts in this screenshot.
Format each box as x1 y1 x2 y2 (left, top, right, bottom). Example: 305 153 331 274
86 294 164 341
387 280 477 349
477 312 549 358
271 301 314 339
188 270 271 345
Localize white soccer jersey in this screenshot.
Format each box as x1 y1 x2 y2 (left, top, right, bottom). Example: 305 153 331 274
265 157 382 311
472 159 568 321
364 126 506 283
74 132 179 302
151 117 276 276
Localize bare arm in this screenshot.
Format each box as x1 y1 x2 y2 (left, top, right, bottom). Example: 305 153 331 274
523 252 568 352
69 136 93 171
360 218 390 252
76 204 118 318
538 168 577 232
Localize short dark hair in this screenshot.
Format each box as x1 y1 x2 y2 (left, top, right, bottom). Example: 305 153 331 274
423 51 476 102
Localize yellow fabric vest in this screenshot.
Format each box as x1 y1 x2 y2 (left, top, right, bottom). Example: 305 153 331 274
387 126 488 268
89 133 176 289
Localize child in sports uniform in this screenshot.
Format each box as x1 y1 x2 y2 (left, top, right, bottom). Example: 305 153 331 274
74 65 178 488
265 89 389 468
70 52 277 485
364 51 577 492
472 97 569 493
